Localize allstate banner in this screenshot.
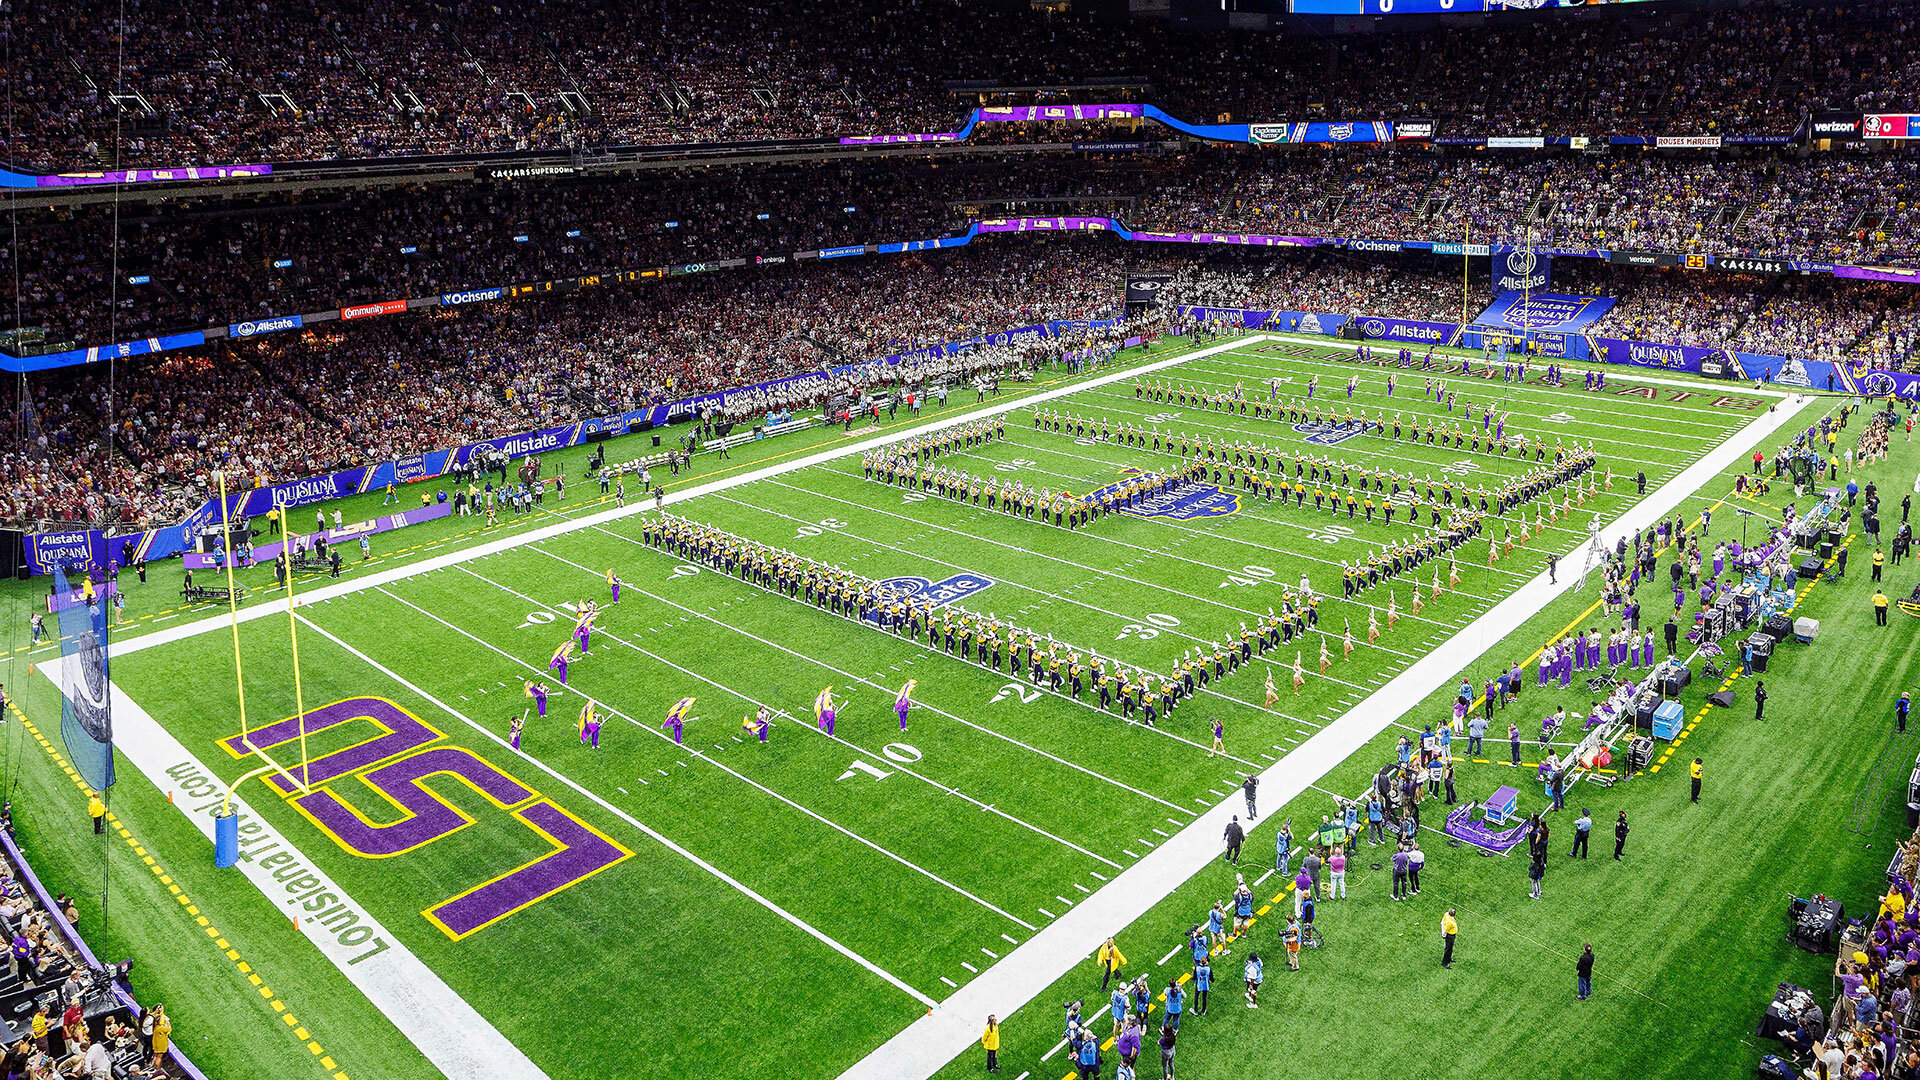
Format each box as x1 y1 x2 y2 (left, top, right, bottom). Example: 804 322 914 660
1475 292 1616 334
27 529 104 574
1352 316 1456 346
52 565 114 791
228 314 303 339
1491 248 1551 294
451 424 577 467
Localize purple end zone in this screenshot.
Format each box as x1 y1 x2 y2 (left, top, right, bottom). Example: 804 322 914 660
293 747 537 857
428 800 630 938
223 697 438 793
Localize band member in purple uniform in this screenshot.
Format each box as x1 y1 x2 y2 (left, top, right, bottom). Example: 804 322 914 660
525 680 551 718
815 687 838 736
895 679 917 731
664 697 695 745
509 710 527 750
549 642 573 685
578 701 602 749
607 568 622 603
743 705 771 744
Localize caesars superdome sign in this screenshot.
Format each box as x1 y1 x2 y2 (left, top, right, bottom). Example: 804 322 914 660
1493 248 1551 294
1126 272 1173 304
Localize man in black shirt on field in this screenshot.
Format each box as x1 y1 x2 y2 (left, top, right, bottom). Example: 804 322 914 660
1223 816 1245 865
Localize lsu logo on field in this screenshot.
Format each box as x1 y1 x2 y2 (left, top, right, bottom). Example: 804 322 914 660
871 572 995 608
1295 420 1366 447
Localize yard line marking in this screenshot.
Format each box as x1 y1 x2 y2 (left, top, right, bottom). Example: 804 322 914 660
962 962 979 974
941 977 957 989
1157 944 1182 966
708 491 1269 760
110 339 1252 663
562 523 1207 808
1088 872 1107 881
1152 828 1169 837
1001 934 1020 946
982 948 999 959
837 386 1817 1080
1073 883 1090 894
373 586 1040 932
473 561 1138 865
994 434 1531 598
513 552 1169 841
1038 909 1055 920
1253 869 1276 886
286 613 942 1009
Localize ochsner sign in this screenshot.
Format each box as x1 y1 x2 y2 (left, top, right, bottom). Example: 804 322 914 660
439 287 505 306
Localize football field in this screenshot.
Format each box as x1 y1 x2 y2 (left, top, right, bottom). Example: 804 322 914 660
23 335 1813 1080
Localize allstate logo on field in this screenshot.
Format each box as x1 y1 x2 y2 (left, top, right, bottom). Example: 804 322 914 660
872 572 995 608
1294 420 1366 447
1123 484 1240 521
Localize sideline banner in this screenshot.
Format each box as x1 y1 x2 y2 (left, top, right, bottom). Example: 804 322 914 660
1351 316 1457 346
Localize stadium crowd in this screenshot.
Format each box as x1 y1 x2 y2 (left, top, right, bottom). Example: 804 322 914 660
0 241 1131 530
11 234 1919 534
9 148 1918 350
7 0 1917 171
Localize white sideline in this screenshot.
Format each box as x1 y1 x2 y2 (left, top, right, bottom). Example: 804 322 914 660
837 389 1818 1080
107 337 1253 662
39 668 551 1080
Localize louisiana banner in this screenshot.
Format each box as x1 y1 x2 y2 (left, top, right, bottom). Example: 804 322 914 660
52 566 114 790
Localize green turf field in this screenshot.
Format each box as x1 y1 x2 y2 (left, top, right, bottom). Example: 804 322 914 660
9 332 1904 1080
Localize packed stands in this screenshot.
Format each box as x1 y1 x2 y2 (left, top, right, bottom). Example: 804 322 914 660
7 0 1917 171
